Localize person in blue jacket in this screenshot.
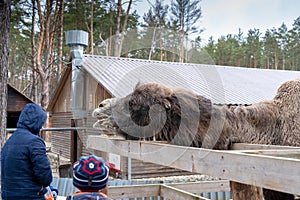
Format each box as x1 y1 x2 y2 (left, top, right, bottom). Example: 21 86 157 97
1 103 53 200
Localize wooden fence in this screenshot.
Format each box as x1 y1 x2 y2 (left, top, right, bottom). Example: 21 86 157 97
87 136 300 200
52 177 231 199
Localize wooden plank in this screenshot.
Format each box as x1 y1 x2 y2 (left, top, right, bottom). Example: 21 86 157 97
232 144 300 159
168 180 230 193
108 184 160 199
231 143 300 150
87 136 300 195
129 158 195 179
230 142 299 198
233 149 300 159
108 183 212 199
160 184 210 200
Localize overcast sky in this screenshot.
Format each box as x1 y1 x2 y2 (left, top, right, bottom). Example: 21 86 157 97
133 0 300 45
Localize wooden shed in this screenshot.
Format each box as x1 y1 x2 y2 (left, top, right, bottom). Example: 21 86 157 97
7 83 34 130
47 55 300 179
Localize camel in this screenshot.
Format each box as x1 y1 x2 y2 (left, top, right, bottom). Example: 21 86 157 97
92 79 300 200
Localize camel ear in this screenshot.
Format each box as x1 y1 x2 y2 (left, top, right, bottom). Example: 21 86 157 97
162 99 171 109
135 81 142 89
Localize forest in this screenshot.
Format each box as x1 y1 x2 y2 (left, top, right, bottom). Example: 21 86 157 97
5 0 300 108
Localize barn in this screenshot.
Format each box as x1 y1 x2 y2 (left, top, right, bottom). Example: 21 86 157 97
7 83 34 131
47 54 300 180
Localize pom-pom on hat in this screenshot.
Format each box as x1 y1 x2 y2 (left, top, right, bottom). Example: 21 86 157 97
73 155 109 191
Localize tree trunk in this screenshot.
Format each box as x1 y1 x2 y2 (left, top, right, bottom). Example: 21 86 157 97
254 57 257 68
35 0 57 109
40 75 50 109
282 54 285 70
113 0 122 57
0 0 11 148
9 43 16 84
57 0 64 81
148 27 156 60
236 58 241 67
41 0 52 108
179 30 184 63
35 0 45 105
31 0 38 102
118 0 133 57
159 28 163 61
274 48 278 70
266 56 270 69
109 27 112 56
90 0 94 54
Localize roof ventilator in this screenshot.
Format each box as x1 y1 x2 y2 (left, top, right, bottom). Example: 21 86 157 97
66 30 88 119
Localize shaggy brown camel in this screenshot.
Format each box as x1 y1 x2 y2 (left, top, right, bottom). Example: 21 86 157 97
93 79 300 200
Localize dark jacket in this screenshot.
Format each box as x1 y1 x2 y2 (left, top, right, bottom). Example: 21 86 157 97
1 103 53 200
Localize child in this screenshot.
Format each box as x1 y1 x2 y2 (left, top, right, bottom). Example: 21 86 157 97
66 155 111 200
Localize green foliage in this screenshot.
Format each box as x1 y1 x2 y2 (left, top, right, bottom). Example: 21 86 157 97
204 23 300 70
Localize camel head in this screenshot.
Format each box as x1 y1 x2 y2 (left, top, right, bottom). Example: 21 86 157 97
92 98 118 135
93 83 172 137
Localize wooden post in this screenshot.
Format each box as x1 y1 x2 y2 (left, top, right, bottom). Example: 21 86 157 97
230 182 263 200
230 143 269 200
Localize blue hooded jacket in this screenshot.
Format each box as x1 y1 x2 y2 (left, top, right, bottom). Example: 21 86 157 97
1 103 53 200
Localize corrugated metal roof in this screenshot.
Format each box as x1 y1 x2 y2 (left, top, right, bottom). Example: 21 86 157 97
82 55 300 104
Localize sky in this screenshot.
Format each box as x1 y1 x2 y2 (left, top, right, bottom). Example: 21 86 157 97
132 0 300 45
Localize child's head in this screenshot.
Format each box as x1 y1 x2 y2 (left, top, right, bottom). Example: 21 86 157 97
72 155 109 192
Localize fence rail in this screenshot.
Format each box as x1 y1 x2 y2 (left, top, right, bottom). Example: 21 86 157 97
6 127 86 132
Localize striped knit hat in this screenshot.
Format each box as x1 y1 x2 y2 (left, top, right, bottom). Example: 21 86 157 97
73 155 109 191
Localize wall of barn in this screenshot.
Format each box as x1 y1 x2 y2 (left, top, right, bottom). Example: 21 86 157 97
51 112 73 159
52 74 72 113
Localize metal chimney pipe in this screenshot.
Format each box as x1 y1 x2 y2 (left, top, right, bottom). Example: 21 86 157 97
66 30 88 119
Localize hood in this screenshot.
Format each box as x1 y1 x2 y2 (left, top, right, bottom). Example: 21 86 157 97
17 103 47 135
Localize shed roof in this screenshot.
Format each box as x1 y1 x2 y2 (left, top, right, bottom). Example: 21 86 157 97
7 83 35 103
82 55 300 104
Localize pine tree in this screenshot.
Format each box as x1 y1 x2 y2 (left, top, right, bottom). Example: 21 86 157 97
246 28 262 68
142 0 169 60
170 0 202 62
289 17 300 70
263 30 275 69
275 23 288 70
